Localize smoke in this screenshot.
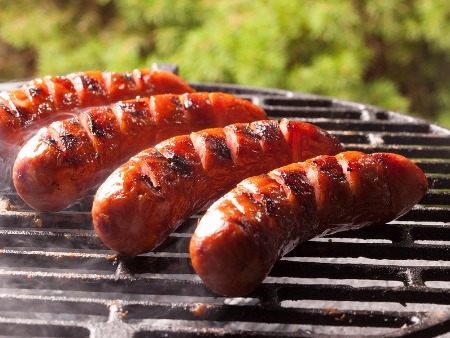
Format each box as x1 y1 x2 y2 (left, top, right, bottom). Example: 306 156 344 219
0 141 19 192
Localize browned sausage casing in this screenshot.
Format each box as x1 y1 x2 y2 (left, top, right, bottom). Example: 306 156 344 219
0 69 194 147
13 92 266 211
190 151 429 296
92 119 344 256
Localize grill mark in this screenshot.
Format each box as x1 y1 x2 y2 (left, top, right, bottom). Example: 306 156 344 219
243 175 282 216
229 185 284 246
116 100 150 118
140 173 163 196
171 95 183 112
250 120 281 142
119 72 134 83
256 192 279 215
263 195 278 215
138 149 173 195
277 168 314 198
243 124 261 141
41 132 59 148
53 121 85 166
227 190 262 232
74 110 110 163
312 157 347 183
226 124 261 141
59 131 78 150
190 131 232 172
224 121 281 168
80 75 106 95
116 101 135 114
17 107 31 124
211 138 232 160
27 86 43 97
163 149 192 177
85 113 106 138
270 166 319 237
45 76 78 109
205 134 232 161
46 120 98 166
81 107 121 144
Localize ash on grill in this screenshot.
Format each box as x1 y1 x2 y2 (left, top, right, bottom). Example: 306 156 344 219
0 79 449 338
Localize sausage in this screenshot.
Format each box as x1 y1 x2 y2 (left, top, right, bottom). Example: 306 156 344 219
13 92 266 212
92 119 344 256
190 151 428 296
0 69 194 147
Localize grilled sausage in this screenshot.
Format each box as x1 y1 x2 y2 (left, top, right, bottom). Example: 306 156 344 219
92 119 344 256
0 69 194 147
13 92 266 212
190 151 428 296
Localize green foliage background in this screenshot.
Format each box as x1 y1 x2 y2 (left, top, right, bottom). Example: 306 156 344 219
0 0 449 127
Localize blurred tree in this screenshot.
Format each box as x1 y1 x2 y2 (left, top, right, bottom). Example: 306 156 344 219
0 0 448 126
0 39 35 80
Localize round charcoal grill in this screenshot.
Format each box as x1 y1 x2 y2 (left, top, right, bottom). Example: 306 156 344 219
0 69 450 338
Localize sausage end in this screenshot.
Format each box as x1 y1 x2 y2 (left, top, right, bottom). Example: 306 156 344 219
373 153 428 218
190 208 269 297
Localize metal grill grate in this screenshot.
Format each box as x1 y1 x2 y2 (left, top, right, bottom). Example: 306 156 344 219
0 80 449 337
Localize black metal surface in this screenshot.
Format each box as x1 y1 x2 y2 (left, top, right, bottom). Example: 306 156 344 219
0 78 449 338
